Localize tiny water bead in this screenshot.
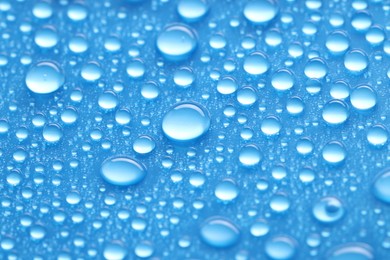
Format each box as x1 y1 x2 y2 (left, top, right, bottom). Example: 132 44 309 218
327 243 374 260
322 141 347 165
325 31 350 54
156 24 197 61
344 49 368 73
372 169 390 203
265 235 297 260
312 196 345 224
243 0 279 25
366 125 388 147
243 51 270 75
133 136 156 155
25 61 65 94
322 100 349 126
238 144 261 167
100 156 146 186
177 0 208 22
350 85 377 111
162 102 210 143
304 58 328 79
271 69 295 91
200 217 240 248
214 179 239 202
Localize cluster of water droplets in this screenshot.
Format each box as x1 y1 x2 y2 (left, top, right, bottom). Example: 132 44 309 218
0 0 390 259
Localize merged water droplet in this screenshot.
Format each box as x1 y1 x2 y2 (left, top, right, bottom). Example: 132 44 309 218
162 102 210 143
200 217 240 248
25 61 65 94
156 24 197 61
243 0 279 25
312 196 345 223
100 156 147 186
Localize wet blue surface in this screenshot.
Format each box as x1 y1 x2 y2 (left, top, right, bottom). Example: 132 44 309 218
1 0 390 259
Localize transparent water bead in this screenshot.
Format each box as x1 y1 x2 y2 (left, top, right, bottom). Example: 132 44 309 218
265 235 297 260
81 62 103 82
32 1 53 19
174 67 194 88
200 217 240 248
344 49 368 73
100 156 146 186
327 243 374 260
350 85 377 111
325 31 350 54
243 51 270 75
133 136 156 155
367 125 388 147
351 11 372 31
270 194 290 213
157 24 197 61
312 196 345 223
250 220 269 237
98 91 118 111
271 69 295 91
322 141 346 165
34 26 58 48
214 179 239 202
322 100 349 126
373 169 390 203
103 242 128 260
42 124 63 143
330 80 350 99
177 0 208 22
217 76 238 95
304 58 328 79
243 0 279 25
134 241 154 258
162 102 210 142
239 144 261 167
25 61 65 94
261 116 282 136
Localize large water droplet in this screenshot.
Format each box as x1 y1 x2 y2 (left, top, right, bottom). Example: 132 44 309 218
326 31 350 55
322 100 349 126
322 141 347 165
265 235 297 260
344 49 368 73
367 125 388 147
162 102 210 143
350 85 377 111
103 242 127 260
25 61 65 94
304 58 328 79
271 69 295 91
177 0 208 22
243 51 270 75
214 179 239 202
157 24 197 61
100 156 146 186
200 217 240 248
239 144 261 167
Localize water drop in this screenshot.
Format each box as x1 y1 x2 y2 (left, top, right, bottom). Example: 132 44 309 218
162 102 210 143
327 243 374 260
239 144 261 167
322 100 349 126
33 1 53 19
326 31 350 54
367 125 388 147
214 179 239 202
330 80 350 99
157 24 197 61
177 0 208 22
173 67 195 88
373 169 390 203
141 81 160 100
351 11 372 31
350 85 376 111
34 26 58 48
126 59 145 79
265 235 297 260
344 49 368 73
217 76 238 95
134 241 154 258
81 62 102 82
261 116 281 136
25 61 64 94
270 194 290 213
98 91 118 111
133 136 156 155
236 86 257 106
67 2 88 22
243 0 279 25
100 156 146 186
271 69 295 91
312 196 345 223
200 217 240 248
43 124 63 143
103 242 128 260
304 58 328 79
250 220 269 237
322 141 346 165
243 51 270 75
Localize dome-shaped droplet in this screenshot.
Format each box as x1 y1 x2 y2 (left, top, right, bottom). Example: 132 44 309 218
327 243 374 260
98 91 118 111
42 123 63 143
177 0 208 22
367 125 388 147
250 220 269 237
81 62 102 82
326 31 350 54
236 86 257 106
217 76 238 95
162 102 210 142
366 25 385 46
173 67 195 88
243 0 279 25
373 169 390 203
25 61 65 94
330 80 350 99
304 58 328 79
157 24 197 61
322 141 346 165
103 242 128 260
351 11 372 31
312 196 345 223
350 85 376 111
214 179 239 202
133 136 156 155
271 69 295 91
344 49 368 73
33 1 53 19
243 51 270 75
265 235 297 260
100 156 146 186
322 100 349 126
200 217 240 248
34 26 58 48
239 144 261 167
261 116 282 136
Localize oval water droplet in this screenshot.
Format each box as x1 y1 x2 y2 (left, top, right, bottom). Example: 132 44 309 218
177 0 208 22
243 0 279 25
312 196 345 223
265 235 297 260
327 243 374 260
200 217 240 248
100 156 146 186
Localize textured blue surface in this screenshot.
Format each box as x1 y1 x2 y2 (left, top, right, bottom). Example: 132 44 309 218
1 0 390 259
